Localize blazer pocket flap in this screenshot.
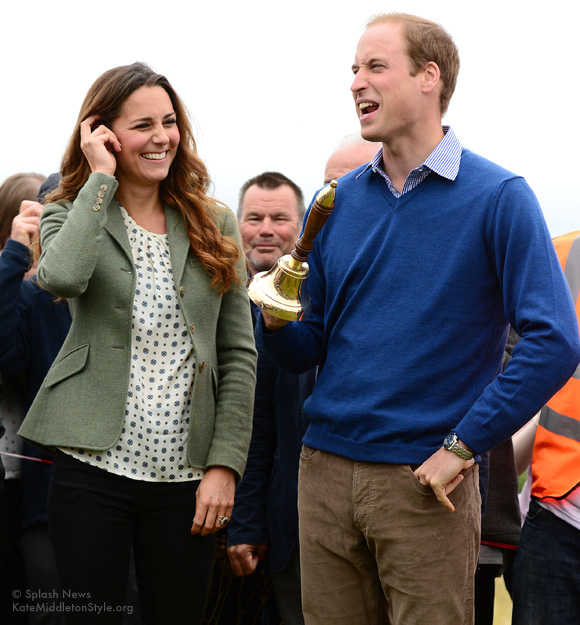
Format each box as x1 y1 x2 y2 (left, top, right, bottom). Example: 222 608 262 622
44 344 90 388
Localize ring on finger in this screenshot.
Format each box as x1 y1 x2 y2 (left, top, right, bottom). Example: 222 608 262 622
216 516 229 526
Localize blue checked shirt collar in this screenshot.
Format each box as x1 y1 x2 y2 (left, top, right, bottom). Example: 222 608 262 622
357 126 462 197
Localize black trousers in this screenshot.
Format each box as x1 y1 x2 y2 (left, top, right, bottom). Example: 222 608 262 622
0 479 27 625
48 453 215 625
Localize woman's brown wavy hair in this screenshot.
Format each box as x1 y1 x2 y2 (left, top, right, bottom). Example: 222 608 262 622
46 62 240 293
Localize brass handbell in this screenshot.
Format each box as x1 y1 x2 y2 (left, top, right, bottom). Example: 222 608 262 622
247 180 337 321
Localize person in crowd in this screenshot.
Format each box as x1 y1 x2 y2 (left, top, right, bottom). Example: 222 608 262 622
227 171 316 625
474 328 522 624
323 133 380 184
255 12 580 625
511 230 580 625
18 62 257 625
0 173 46 250
513 411 540 525
0 171 46 625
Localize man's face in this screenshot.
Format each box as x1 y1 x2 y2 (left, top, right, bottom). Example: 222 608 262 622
350 22 427 144
239 184 301 276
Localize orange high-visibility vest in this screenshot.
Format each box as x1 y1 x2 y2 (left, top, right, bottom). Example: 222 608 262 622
531 231 580 500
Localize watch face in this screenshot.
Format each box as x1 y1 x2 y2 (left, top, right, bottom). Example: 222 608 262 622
443 433 455 449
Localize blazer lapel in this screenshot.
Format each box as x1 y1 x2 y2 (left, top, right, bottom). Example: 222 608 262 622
165 205 193 285
103 202 196 282
103 200 133 264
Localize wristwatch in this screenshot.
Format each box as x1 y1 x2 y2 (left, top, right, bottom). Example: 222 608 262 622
443 432 474 461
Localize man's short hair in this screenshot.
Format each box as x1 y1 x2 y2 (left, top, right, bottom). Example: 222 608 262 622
367 12 460 116
238 172 305 222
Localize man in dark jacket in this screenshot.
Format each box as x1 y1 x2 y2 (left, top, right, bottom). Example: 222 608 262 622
227 172 315 625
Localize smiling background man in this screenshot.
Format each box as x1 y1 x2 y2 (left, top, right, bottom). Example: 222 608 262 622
229 172 314 625
236 172 304 276
255 12 580 625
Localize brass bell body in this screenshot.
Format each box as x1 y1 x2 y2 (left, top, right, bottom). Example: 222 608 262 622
247 255 311 321
247 180 337 321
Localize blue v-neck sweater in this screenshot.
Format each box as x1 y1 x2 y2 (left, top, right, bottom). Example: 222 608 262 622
259 149 580 464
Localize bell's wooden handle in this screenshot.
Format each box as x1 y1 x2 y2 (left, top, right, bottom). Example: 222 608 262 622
291 180 337 264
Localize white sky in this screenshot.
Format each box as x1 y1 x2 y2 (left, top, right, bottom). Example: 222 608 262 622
2 0 578 236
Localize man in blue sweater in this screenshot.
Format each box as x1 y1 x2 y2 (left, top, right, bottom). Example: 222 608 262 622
256 12 580 625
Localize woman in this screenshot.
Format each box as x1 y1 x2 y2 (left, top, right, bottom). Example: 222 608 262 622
19 63 257 625
0 182 70 625
0 171 46 625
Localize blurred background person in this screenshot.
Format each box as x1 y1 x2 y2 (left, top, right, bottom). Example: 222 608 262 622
323 133 380 184
228 171 315 625
512 230 580 625
0 173 46 250
0 171 46 625
0 174 67 625
473 328 522 625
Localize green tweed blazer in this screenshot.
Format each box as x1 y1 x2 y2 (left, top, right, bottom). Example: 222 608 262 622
19 173 257 482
